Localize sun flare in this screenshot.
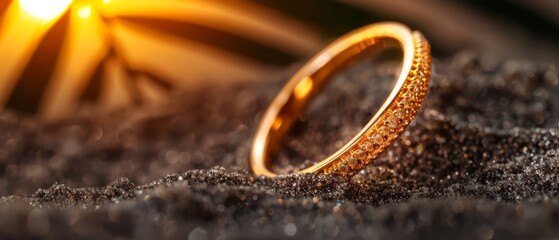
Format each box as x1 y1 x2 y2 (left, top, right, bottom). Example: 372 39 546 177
77 5 92 18
19 0 73 22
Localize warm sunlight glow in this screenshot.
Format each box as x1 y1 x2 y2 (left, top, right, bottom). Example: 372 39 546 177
19 0 73 21
77 5 92 18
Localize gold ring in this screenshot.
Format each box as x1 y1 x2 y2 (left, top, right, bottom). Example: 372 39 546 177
250 22 432 177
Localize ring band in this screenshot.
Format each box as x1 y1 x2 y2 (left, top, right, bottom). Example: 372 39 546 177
250 22 431 177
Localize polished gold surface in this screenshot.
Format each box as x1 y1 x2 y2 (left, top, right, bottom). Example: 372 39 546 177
250 22 432 177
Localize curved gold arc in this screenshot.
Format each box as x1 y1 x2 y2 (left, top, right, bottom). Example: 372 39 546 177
250 22 431 177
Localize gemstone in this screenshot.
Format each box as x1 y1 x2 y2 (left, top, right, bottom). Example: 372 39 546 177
387 116 398 128
408 81 419 91
339 164 349 174
361 141 373 152
354 149 366 159
401 97 413 107
370 133 383 146
348 155 362 167
417 71 427 79
394 108 406 120
378 125 390 135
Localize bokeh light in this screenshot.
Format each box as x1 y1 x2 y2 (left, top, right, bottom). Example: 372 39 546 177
19 0 73 22
77 5 92 18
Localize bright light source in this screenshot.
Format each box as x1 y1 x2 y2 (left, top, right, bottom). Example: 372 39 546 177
77 5 92 18
19 0 73 21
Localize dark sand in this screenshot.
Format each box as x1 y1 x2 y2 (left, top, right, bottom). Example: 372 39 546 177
1 52 559 239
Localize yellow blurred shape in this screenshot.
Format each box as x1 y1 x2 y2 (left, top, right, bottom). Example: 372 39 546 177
19 0 73 22
294 76 314 100
77 4 91 18
0 1 63 107
40 6 108 119
272 117 283 131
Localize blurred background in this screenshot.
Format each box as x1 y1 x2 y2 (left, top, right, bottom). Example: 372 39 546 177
0 0 558 119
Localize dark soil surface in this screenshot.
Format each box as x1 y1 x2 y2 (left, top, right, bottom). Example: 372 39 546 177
1 52 559 239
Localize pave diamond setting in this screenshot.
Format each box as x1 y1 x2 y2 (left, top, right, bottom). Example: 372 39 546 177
324 32 431 176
